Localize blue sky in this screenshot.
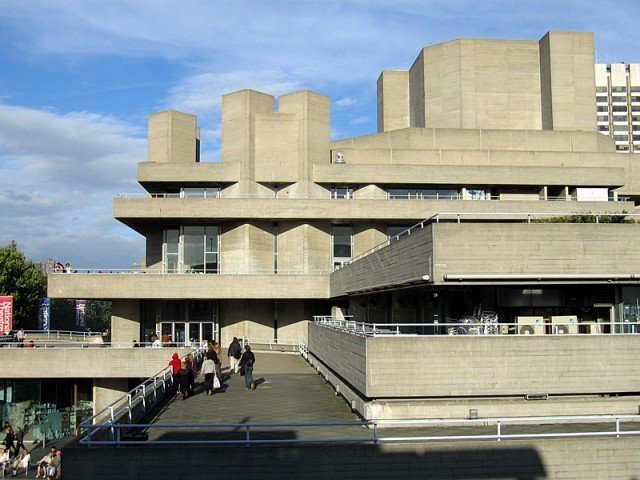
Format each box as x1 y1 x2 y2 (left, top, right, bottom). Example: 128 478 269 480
0 0 639 269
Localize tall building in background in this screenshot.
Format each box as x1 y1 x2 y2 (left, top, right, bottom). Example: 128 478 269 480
595 62 640 153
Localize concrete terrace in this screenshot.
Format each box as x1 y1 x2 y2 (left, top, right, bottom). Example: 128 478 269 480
58 351 640 479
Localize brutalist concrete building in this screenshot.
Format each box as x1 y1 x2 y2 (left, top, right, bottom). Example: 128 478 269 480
42 30 640 420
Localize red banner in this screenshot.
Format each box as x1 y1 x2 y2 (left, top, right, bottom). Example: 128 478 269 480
0 296 13 334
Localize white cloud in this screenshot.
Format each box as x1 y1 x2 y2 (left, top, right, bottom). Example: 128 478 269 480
336 97 357 107
350 116 370 125
0 104 146 267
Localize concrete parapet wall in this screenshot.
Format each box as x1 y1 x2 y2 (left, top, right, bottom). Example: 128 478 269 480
0 348 192 379
48 273 329 300
331 222 640 296
308 324 640 399
62 436 640 479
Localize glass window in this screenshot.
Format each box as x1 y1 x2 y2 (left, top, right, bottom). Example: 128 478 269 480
596 87 608 93
612 96 627 103
597 115 609 122
597 106 608 113
331 186 352 199
205 226 219 273
612 106 628 113
164 228 180 273
465 189 487 200
612 86 627 93
332 225 352 260
184 226 205 272
613 116 628 122
164 225 218 274
388 187 458 199
182 187 220 198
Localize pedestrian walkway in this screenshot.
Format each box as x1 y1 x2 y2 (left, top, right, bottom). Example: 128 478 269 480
140 351 363 443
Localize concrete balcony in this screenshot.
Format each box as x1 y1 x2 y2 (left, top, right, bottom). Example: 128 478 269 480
114 197 630 233
48 272 330 300
307 323 640 420
0 347 187 379
138 161 241 185
331 220 640 296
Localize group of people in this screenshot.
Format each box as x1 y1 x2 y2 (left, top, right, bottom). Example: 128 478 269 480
54 262 74 273
34 446 61 479
169 337 257 399
0 424 58 477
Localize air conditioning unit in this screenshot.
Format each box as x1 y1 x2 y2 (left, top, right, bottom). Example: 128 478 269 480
516 316 545 335
582 320 603 334
551 315 578 334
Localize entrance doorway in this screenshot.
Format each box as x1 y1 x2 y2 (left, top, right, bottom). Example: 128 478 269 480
159 322 216 347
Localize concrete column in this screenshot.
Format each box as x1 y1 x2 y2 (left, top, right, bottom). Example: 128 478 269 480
148 110 199 163
93 378 129 416
377 70 410 133
111 299 141 346
539 31 597 131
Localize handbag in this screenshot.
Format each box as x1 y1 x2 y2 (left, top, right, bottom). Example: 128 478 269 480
239 365 245 376
213 375 221 389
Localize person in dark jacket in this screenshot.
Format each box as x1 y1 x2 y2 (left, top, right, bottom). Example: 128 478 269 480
227 337 242 374
2 426 14 454
176 361 193 400
240 345 256 391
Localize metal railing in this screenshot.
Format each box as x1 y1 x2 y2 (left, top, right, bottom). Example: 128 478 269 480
78 414 640 447
50 268 332 275
240 338 305 353
80 344 207 441
0 340 209 349
116 191 632 203
312 316 640 336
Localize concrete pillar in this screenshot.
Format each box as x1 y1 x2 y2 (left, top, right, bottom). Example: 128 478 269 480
93 378 129 416
377 70 410 133
111 299 141 346
539 31 597 131
148 110 199 163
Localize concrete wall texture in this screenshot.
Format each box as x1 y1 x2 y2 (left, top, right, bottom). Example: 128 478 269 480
62 437 640 479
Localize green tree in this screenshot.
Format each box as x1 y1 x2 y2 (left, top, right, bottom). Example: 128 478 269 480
50 299 111 333
532 212 632 223
0 241 47 329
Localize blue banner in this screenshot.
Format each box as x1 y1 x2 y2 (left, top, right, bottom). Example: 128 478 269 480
38 298 50 331
75 300 86 329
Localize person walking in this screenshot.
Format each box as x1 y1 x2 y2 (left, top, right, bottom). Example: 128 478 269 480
227 337 242 374
12 426 25 456
201 352 215 396
240 344 256 391
168 353 182 393
185 353 197 395
176 361 193 400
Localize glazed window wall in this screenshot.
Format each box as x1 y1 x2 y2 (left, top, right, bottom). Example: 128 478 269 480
181 187 220 198
142 300 218 346
0 379 92 442
388 188 458 200
332 225 352 269
163 225 219 274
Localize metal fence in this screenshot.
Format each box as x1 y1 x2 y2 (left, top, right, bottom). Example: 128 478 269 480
79 414 640 447
312 316 640 336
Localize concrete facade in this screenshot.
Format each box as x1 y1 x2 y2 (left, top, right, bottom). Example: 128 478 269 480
42 30 640 420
